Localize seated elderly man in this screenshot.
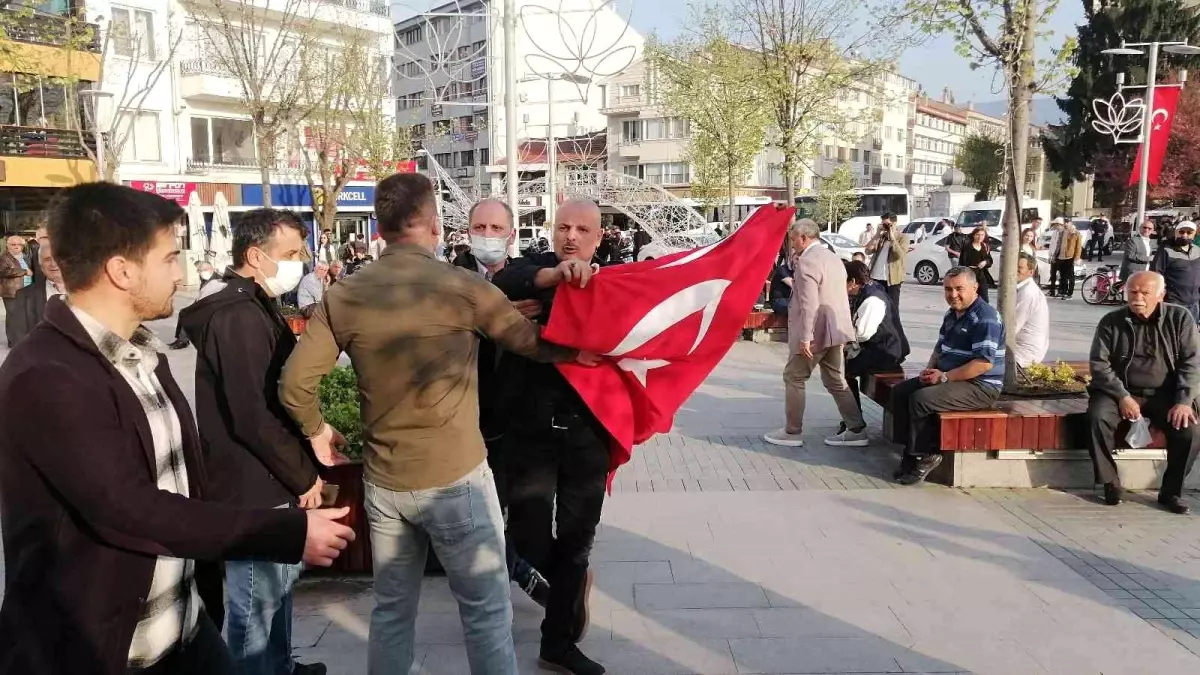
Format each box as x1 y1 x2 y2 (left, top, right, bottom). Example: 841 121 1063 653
1087 271 1200 513
1013 252 1049 367
889 267 1005 485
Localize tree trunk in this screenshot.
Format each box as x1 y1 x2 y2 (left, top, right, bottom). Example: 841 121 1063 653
1000 1 1037 392
257 121 273 207
727 165 737 235
784 152 796 206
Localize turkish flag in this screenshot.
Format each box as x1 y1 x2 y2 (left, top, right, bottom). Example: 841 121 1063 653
1129 87 1181 187
543 204 793 478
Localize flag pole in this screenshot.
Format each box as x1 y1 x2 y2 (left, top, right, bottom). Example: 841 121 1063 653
1135 42 1158 230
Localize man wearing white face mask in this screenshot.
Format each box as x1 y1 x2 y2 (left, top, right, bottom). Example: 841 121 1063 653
178 208 327 675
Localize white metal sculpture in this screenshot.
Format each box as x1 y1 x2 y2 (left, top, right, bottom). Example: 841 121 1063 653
393 0 489 108
1090 91 1145 144
519 0 638 105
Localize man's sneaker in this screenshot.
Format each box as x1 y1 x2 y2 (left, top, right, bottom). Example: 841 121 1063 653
523 568 551 608
892 455 917 480
763 429 804 447
293 663 327 675
1103 482 1124 506
824 429 869 447
1158 496 1191 515
539 646 605 675
571 569 594 643
896 454 943 486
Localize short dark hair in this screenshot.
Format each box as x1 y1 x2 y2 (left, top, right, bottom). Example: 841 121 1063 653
232 208 308 268
47 182 184 292
945 266 978 284
376 173 435 242
881 212 896 222
844 260 872 286
1018 252 1037 269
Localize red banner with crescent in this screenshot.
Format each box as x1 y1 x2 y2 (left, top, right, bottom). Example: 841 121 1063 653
1129 87 1181 187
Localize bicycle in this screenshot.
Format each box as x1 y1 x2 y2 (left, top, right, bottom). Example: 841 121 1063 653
1080 265 1125 305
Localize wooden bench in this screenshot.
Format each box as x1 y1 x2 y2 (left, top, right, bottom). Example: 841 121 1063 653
861 360 1176 488
742 310 787 343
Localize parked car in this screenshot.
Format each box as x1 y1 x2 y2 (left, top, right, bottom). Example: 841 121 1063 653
636 232 721 261
902 217 949 244
905 234 1084 285
1036 218 1114 255
820 233 865 261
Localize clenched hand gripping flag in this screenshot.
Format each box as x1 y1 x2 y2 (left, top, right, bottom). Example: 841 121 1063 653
543 204 794 481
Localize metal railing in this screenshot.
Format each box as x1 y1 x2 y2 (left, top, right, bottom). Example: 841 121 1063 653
180 57 234 77
1 10 101 52
0 126 96 159
187 156 305 172
315 0 389 16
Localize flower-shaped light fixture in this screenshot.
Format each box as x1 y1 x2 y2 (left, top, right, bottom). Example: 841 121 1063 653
1090 92 1145 143
519 0 638 103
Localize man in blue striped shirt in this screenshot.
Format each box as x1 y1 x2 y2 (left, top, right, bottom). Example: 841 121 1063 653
890 267 1006 485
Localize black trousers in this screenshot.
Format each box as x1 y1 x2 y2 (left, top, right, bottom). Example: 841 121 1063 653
890 377 1001 459
1086 237 1105 261
486 435 539 586
1087 393 1199 500
128 613 234 675
845 347 902 413
1052 260 1075 297
3 296 15 347
506 415 609 651
885 283 910 357
977 284 990 304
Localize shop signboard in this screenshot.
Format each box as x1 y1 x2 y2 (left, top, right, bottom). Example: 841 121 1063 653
129 181 197 205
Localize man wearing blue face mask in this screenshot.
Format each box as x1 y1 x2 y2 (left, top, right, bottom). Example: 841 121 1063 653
179 208 326 675
453 199 552 607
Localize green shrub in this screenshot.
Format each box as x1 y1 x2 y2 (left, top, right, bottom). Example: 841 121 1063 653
318 366 364 460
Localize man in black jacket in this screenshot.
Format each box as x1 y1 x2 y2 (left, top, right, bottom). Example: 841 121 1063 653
6 242 65 345
1152 220 1200 322
492 198 608 675
1087 271 1200 513
452 198 551 606
179 208 326 675
0 183 353 675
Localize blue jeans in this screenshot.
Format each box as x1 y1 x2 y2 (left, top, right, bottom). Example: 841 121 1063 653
225 552 302 675
363 462 517 675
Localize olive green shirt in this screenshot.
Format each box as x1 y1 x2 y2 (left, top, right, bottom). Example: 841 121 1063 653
280 242 576 491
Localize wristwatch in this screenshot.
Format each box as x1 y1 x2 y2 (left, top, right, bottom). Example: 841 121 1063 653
939 373 949 384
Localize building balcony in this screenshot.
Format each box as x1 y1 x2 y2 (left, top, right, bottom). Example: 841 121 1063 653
1 9 101 52
315 0 388 16
617 141 640 158
186 156 304 173
599 95 646 114
179 58 242 102
0 126 96 160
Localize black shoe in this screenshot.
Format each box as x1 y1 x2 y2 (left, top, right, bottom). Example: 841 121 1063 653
523 568 550 608
892 455 917 480
293 663 327 675
1158 496 1191 515
571 568 594 643
167 339 190 350
896 454 942 486
539 646 605 675
1104 482 1123 506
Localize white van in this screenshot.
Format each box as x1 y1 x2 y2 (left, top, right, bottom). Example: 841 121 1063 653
955 199 1052 238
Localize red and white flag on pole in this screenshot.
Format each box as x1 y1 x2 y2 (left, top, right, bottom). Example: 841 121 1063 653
543 204 793 479
1129 87 1182 187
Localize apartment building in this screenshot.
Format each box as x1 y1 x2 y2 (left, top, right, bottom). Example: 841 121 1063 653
391 0 642 195
811 70 917 191
82 0 392 249
909 96 968 203
0 2 101 232
966 104 1006 142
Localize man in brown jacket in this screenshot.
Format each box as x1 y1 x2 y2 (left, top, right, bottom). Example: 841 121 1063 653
0 182 356 675
280 173 591 675
765 218 867 448
0 234 32 345
864 212 911 358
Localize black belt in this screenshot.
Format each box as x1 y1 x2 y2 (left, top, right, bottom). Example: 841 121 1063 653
1127 387 1169 398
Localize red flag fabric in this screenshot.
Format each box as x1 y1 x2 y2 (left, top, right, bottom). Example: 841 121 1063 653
543 204 793 477
1129 87 1182 187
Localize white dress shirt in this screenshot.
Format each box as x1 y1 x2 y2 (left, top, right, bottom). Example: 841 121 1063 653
1013 277 1050 367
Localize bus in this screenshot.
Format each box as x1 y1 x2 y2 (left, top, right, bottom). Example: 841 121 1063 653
795 186 911 242
680 195 774 233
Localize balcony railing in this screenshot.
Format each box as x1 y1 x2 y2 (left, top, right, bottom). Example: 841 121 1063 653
187 156 306 172
0 126 96 159
1 9 102 52
316 0 389 16
180 57 234 77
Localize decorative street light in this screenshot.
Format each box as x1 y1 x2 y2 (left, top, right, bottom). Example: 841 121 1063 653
1094 40 1200 228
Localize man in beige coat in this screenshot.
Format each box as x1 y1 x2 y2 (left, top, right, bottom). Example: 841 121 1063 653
765 219 868 448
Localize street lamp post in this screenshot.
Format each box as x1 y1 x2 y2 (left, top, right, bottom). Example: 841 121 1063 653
1100 41 1200 227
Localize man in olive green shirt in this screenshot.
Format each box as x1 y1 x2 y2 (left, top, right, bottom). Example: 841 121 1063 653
279 173 591 675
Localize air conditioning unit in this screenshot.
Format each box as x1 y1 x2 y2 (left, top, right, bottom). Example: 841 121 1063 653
522 113 530 124
572 112 580 123
518 93 528 103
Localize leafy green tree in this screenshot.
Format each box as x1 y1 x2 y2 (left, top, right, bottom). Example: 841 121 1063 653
814 164 860 230
1045 0 1200 211
647 14 772 234
955 133 1006 199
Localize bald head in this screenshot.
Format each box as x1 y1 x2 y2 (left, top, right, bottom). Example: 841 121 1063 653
1126 270 1166 319
39 244 62 287
469 199 515 239
553 198 602 261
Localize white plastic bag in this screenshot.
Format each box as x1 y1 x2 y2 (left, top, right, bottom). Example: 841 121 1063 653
1126 416 1152 449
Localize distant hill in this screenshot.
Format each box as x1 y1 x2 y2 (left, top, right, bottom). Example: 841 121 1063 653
968 97 1065 127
